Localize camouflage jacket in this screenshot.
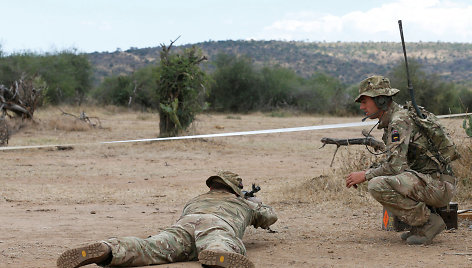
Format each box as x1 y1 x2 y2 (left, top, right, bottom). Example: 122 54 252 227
365 102 442 180
179 190 278 238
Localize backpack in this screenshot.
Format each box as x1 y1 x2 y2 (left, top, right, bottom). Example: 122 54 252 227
404 102 461 167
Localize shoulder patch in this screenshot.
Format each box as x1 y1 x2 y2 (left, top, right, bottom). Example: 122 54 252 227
391 130 400 142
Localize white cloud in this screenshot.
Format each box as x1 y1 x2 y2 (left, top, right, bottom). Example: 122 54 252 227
263 0 472 42
80 20 112 31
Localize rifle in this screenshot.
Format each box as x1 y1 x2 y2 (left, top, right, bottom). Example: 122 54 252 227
242 183 261 198
242 184 277 233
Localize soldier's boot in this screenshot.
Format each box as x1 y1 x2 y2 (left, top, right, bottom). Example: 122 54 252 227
57 242 111 268
198 249 255 268
406 213 446 245
400 226 417 241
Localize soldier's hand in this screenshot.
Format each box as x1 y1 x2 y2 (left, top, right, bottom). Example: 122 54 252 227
346 171 366 188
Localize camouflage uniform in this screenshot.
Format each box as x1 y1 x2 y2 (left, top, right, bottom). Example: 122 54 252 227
356 76 456 227
365 101 455 226
101 172 277 267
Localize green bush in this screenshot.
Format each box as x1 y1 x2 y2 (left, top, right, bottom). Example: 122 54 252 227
156 44 208 137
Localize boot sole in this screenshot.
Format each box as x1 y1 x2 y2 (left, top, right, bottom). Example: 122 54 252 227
57 242 109 268
198 249 255 268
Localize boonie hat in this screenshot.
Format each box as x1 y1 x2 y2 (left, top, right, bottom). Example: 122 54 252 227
206 170 244 197
355 75 400 102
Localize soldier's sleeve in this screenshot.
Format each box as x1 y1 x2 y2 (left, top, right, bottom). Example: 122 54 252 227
247 200 278 229
365 117 412 180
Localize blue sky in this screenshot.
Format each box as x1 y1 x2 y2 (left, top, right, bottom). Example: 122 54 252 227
1 0 471 54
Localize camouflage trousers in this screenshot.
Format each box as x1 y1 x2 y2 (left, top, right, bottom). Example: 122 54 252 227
368 170 455 226
103 214 245 267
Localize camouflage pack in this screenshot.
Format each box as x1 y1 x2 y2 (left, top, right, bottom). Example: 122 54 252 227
405 102 460 166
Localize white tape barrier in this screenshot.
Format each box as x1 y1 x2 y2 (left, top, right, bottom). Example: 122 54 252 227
0 112 470 151
436 112 471 119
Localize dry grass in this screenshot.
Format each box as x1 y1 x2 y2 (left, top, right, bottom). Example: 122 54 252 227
46 117 92 131
276 148 379 208
452 137 472 202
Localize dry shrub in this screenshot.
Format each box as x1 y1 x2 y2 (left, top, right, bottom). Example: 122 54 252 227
278 148 380 208
34 105 108 131
47 117 92 131
451 137 472 203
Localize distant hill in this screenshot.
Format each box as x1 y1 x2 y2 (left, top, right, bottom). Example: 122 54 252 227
87 40 472 86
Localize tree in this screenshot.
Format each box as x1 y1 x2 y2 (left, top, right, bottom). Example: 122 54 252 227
290 72 346 114
93 65 157 109
156 41 208 137
207 53 349 114
39 51 93 105
208 53 261 112
0 50 93 105
388 58 460 115
94 75 133 106
306 73 347 114
258 66 299 109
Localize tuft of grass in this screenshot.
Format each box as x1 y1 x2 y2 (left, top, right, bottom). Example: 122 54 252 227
267 111 289 118
265 108 300 118
276 149 379 208
225 115 241 120
136 113 155 121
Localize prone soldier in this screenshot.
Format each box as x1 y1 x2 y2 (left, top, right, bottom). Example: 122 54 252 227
57 171 277 268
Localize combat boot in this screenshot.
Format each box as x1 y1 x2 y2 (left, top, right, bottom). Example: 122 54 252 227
406 213 446 245
400 226 417 241
57 242 111 268
198 249 255 268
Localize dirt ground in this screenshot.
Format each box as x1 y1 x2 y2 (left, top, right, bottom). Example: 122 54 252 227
1 108 471 268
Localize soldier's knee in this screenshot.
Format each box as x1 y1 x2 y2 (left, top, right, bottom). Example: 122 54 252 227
367 177 384 200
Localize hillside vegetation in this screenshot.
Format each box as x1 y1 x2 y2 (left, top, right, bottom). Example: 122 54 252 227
2 41 472 121
88 40 472 85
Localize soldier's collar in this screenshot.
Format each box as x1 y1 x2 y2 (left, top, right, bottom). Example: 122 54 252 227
378 101 398 129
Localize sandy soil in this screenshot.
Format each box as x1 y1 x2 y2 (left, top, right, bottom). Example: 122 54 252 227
1 109 471 268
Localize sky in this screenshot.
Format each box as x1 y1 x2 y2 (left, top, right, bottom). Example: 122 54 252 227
1 0 471 54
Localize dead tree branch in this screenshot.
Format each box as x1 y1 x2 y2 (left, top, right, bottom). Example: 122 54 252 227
320 136 385 167
320 137 385 151
58 108 102 129
0 75 44 119
0 75 45 145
